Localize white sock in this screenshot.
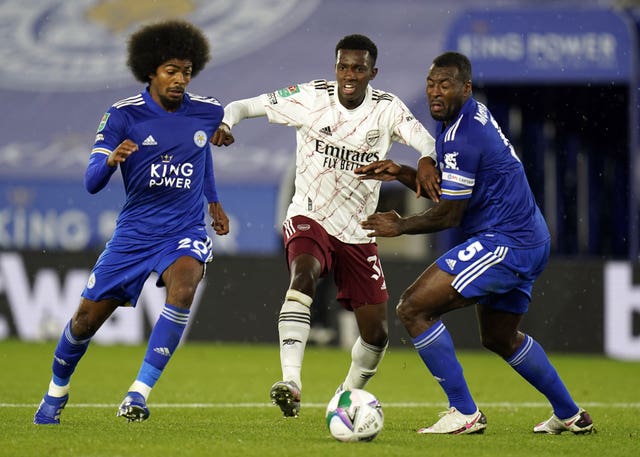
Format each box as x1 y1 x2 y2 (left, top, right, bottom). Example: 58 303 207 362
278 289 312 389
343 337 388 390
48 379 70 397
128 380 152 400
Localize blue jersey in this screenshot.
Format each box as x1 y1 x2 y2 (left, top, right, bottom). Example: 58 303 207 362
88 89 224 243
435 98 550 248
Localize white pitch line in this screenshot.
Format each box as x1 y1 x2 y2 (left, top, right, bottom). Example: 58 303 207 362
3 401 640 408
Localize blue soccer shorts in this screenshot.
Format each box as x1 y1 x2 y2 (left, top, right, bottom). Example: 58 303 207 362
435 235 550 314
82 229 213 307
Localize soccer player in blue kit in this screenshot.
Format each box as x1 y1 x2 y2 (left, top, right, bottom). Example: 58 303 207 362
34 20 229 424
358 51 594 435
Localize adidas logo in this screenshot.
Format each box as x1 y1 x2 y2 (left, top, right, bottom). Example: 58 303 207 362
54 356 69 366
153 347 172 357
445 258 457 270
319 125 332 135
142 135 158 146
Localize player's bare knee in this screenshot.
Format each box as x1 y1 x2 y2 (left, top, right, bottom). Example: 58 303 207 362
71 311 97 339
361 327 388 348
168 284 198 307
289 271 318 297
480 333 514 358
395 294 422 325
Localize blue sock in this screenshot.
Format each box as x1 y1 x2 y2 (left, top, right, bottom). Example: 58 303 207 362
135 304 190 388
506 334 579 419
412 321 477 414
51 320 91 385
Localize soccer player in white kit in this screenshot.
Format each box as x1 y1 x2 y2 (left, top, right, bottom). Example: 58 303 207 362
211 34 440 417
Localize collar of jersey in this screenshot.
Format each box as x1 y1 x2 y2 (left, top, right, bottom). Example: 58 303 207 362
142 87 189 115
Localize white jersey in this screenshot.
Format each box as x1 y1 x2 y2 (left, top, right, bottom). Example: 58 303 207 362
259 80 435 244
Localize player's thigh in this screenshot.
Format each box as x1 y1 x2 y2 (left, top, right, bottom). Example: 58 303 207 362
156 231 212 295
163 256 204 286
399 263 473 318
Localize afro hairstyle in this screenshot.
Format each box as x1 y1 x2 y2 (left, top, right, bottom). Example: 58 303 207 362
127 19 211 83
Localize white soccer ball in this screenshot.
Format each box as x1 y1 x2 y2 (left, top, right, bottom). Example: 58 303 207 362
325 388 384 442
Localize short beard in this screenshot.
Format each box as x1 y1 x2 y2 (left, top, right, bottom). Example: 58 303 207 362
158 94 183 112
430 110 447 122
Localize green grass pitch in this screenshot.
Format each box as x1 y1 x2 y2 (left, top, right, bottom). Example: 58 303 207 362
1 340 638 457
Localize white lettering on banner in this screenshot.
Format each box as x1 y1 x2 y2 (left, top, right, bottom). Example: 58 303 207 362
457 33 525 61
604 262 640 360
0 208 90 250
457 32 617 69
527 33 616 67
0 253 203 344
0 253 84 340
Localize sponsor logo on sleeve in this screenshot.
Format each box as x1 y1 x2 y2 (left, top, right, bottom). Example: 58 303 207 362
96 113 110 132
442 171 475 187
277 85 300 97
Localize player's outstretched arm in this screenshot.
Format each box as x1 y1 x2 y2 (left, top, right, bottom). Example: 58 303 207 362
211 123 235 147
362 198 468 237
360 210 404 237
211 96 268 148
209 201 229 235
85 139 137 194
415 156 441 203
355 160 417 187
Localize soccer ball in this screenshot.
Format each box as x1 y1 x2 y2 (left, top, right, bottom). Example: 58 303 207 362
325 389 384 442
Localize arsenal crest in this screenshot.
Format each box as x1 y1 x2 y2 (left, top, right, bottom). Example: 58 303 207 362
366 130 380 146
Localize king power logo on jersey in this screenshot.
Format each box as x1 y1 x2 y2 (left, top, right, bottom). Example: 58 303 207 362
0 252 204 344
149 159 194 189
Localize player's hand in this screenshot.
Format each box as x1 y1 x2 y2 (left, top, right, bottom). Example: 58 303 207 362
354 160 402 182
209 202 230 235
210 123 235 147
416 156 441 203
361 210 403 237
107 139 138 167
